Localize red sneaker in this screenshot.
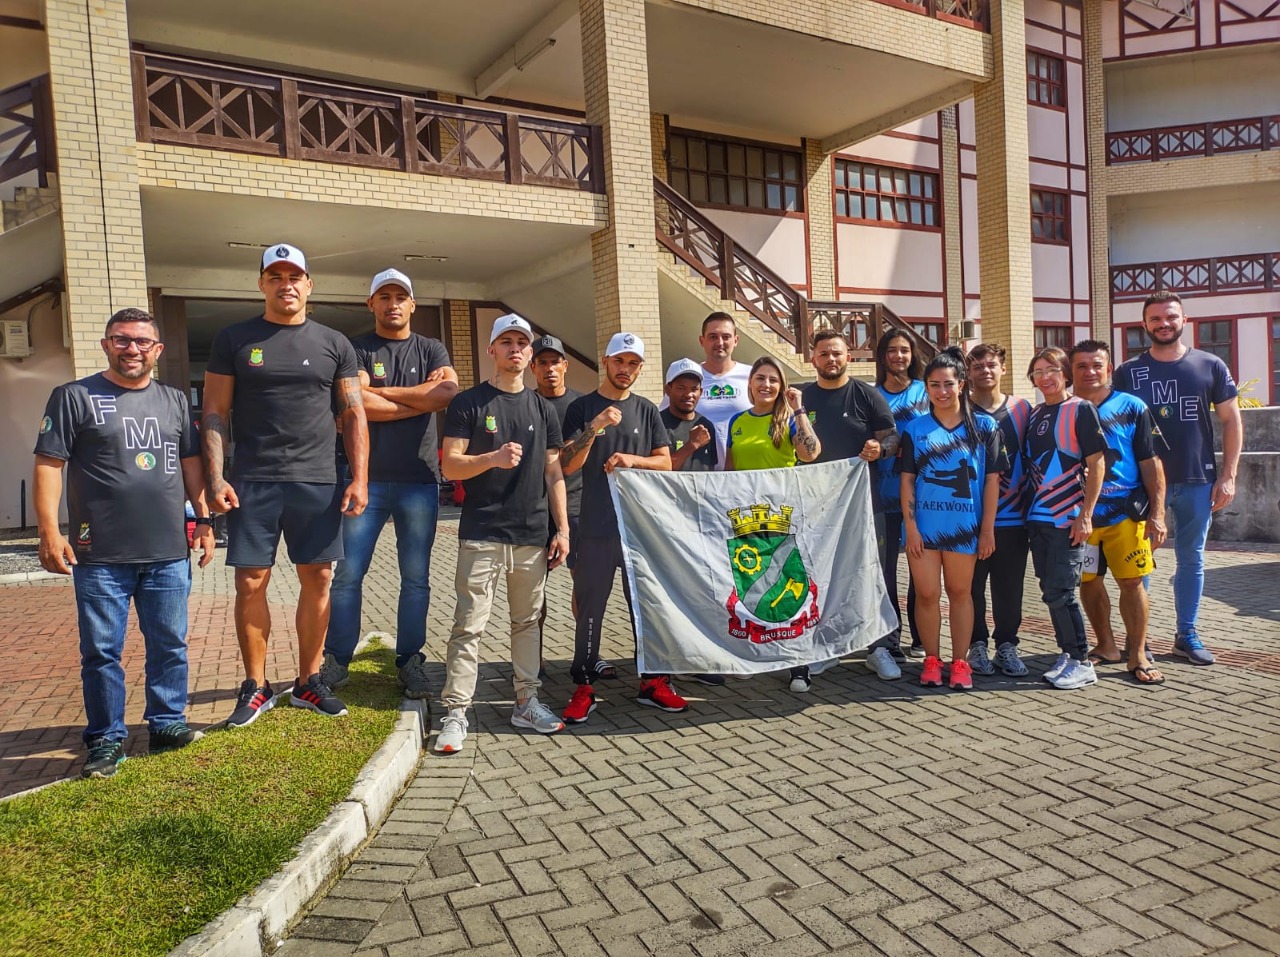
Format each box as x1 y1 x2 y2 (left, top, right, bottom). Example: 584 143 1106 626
949 658 973 690
920 656 944 687
637 676 689 713
563 685 597 724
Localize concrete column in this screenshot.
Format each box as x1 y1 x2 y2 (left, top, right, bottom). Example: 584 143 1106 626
580 0 661 397
974 0 1035 397
45 0 148 378
444 299 477 388
1083 0 1112 340
939 107 965 337
803 140 835 301
650 112 668 180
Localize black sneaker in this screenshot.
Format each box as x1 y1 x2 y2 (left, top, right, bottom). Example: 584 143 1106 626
290 673 348 716
397 654 431 699
149 721 205 753
227 679 276 728
82 737 126 779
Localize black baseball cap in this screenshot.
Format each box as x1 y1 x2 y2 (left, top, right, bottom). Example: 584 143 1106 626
532 335 566 358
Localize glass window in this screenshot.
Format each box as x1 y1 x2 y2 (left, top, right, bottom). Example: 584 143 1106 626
1034 325 1072 349
1123 325 1146 362
1027 51 1065 107
834 159 941 229
1272 316 1280 398
1031 188 1070 243
668 130 803 212
1197 319 1233 367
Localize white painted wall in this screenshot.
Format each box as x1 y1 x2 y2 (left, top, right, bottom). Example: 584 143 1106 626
698 209 808 289
1106 47 1280 130
1108 181 1280 263
835 222 944 297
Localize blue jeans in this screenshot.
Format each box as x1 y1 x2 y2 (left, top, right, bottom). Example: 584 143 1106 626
1166 482 1214 637
327 480 439 668
73 558 192 743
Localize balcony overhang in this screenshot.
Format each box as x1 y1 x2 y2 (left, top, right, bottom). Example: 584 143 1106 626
0 211 61 308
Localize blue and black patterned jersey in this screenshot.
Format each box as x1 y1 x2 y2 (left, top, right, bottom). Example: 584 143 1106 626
1022 397 1108 528
1092 390 1163 527
876 380 930 511
900 412 1006 554
975 396 1032 528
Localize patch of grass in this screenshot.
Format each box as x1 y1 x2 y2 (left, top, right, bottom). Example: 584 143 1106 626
0 643 404 957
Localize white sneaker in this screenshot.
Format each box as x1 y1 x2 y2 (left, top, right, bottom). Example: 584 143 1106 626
865 648 902 681
808 657 840 676
967 644 995 676
788 668 811 693
434 709 468 753
1042 653 1071 684
1050 659 1097 690
511 696 565 735
995 642 1028 677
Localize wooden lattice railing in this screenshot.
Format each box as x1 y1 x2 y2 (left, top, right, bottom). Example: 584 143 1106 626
0 74 55 189
1108 114 1280 164
1111 251 1279 300
132 53 602 193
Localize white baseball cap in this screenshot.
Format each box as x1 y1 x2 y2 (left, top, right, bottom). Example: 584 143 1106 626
605 332 645 359
260 243 307 274
490 313 534 344
369 268 414 298
665 358 704 385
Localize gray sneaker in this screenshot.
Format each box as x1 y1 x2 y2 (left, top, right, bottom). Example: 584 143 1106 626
511 696 565 735
319 653 349 690
967 643 995 676
434 709 468 754
398 653 431 699
995 642 1028 676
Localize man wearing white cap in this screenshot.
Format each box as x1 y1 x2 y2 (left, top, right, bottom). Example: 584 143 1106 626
203 244 368 727
559 332 678 724
434 314 571 752
321 269 457 700
661 358 717 473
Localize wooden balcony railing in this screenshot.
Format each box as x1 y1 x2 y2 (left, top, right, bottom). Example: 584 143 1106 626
132 53 603 193
655 177 938 363
1107 114 1280 164
0 74 55 189
1111 251 1279 300
874 0 987 30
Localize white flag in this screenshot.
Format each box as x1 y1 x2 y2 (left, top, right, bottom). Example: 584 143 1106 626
610 458 897 675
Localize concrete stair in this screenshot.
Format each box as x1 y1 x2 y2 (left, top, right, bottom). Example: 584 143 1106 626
1 174 59 232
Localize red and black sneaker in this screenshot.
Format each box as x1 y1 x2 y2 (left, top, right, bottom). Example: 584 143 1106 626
226 679 275 728
289 673 348 717
637 676 689 713
563 684 598 724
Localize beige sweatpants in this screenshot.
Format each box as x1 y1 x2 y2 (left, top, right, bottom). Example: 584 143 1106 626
440 540 547 710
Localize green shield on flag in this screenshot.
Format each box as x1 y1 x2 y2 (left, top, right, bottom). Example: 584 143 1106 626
728 532 810 624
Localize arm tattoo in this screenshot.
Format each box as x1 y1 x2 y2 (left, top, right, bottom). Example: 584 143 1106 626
201 411 230 488
336 376 363 412
561 430 596 463
799 432 818 455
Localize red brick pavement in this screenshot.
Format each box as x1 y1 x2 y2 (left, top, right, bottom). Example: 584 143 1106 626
0 579 303 797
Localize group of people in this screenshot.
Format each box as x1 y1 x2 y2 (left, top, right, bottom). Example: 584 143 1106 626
33 237 1242 773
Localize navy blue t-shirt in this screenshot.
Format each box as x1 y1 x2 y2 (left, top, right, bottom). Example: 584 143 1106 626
1023 397 1108 528
1093 390 1164 527
975 396 1033 528
1114 348 1236 486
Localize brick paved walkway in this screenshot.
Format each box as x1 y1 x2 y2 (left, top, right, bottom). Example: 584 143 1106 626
4 518 1279 955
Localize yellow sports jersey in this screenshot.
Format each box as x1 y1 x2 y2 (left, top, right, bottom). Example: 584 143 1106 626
727 409 796 470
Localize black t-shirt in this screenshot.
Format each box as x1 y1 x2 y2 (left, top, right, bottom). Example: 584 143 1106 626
350 332 451 484
444 383 563 546
34 374 198 564
206 316 359 483
661 409 718 472
802 379 896 462
538 387 584 517
563 392 670 540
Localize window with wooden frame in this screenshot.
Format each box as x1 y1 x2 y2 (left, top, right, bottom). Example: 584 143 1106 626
911 321 945 347
1196 318 1234 369
1031 188 1070 243
1271 316 1280 401
667 131 803 213
1034 324 1073 350
834 160 940 228
1027 51 1065 108
1122 325 1147 362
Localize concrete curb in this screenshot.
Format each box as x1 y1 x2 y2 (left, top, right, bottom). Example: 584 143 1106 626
0 570 63 585
169 697 428 957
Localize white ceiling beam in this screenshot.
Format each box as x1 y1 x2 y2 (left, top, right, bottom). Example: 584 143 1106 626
474 0 578 99
820 81 975 154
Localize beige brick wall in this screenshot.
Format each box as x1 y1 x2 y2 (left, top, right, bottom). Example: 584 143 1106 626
1083 0 1111 340
445 299 476 388
46 0 148 378
804 140 835 300
582 0 662 399
974 0 1035 398
939 107 965 335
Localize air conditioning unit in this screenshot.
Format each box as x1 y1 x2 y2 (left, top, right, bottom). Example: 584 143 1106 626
0 318 33 358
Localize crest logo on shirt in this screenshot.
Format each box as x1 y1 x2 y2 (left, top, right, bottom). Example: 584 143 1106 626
249 347 264 367
708 384 738 399
39 415 52 434
135 452 156 471
78 523 91 545
674 440 685 451
1036 418 1050 435
485 415 497 433
807 411 816 423
724 503 820 644
372 361 387 379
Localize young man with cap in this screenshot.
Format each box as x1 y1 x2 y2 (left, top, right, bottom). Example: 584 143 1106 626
661 313 751 470
321 269 457 700
202 244 369 726
435 314 570 753
560 333 676 723
662 358 717 473
34 307 216 778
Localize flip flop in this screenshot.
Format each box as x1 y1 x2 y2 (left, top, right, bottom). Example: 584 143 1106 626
592 660 619 681
1126 664 1165 685
1088 651 1123 665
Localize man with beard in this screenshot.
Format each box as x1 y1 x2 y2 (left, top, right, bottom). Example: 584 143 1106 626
34 308 215 777
801 330 897 683
661 313 751 470
1113 291 1241 666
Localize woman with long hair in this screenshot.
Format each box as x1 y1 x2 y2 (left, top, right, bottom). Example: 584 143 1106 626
899 347 1005 690
724 356 822 692
874 329 929 663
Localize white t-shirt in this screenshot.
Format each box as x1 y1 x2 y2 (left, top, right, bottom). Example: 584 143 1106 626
662 361 752 470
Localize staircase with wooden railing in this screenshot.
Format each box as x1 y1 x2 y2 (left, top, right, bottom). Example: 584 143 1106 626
0 75 55 191
654 177 938 366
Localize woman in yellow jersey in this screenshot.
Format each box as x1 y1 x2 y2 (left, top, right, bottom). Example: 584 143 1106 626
724 357 822 692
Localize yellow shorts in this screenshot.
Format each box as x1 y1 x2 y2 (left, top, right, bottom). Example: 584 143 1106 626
1081 518 1155 582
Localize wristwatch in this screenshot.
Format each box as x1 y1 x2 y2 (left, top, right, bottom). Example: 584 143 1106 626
194 516 215 527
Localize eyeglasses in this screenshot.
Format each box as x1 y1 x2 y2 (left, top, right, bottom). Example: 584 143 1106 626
106 335 160 352
1031 366 1063 380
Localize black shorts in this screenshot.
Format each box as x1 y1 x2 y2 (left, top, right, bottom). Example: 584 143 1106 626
226 481 344 567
